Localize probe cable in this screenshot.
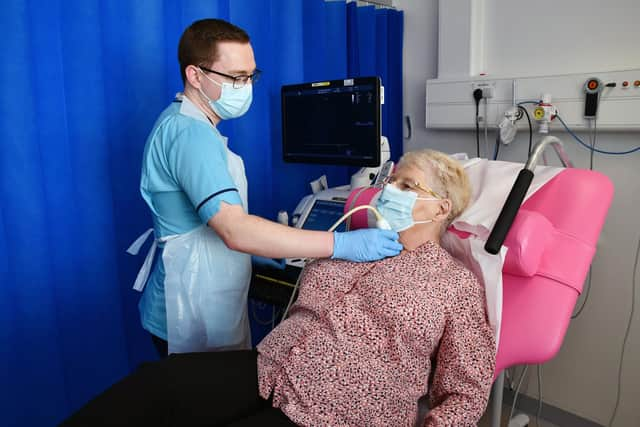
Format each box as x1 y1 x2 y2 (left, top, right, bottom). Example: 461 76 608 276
282 205 388 319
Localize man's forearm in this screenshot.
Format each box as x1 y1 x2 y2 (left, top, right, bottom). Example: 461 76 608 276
210 203 333 258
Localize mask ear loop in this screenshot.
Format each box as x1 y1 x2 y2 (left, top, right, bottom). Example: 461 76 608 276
198 86 213 104
194 68 213 104
195 68 224 124
413 195 445 226
413 219 434 225
198 67 223 88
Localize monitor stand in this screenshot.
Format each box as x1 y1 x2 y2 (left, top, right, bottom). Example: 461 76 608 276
350 136 390 189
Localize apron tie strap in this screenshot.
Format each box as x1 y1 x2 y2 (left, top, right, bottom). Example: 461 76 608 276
127 228 158 292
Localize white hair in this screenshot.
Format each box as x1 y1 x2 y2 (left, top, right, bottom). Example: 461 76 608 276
397 149 471 228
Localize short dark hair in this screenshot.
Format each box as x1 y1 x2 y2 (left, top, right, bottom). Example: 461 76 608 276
178 19 250 84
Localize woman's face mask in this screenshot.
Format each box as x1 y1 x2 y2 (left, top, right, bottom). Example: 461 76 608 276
198 68 253 120
376 184 440 232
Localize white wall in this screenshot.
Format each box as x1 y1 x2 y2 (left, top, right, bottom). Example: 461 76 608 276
396 0 640 425
484 0 640 78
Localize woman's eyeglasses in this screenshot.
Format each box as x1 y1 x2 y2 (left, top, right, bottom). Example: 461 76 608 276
382 175 443 199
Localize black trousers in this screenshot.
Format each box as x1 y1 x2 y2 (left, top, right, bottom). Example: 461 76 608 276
151 333 169 359
60 350 297 427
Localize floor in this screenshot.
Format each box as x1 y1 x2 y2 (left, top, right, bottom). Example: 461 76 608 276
478 404 560 427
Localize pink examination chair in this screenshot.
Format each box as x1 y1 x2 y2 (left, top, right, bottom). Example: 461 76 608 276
344 148 613 426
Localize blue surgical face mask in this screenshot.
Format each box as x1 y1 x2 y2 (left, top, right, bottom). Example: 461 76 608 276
376 184 439 232
198 68 253 120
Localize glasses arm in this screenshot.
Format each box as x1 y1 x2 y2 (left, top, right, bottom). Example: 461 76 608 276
199 66 236 81
200 66 260 83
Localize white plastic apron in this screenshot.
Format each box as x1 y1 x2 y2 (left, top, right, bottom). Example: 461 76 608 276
128 142 251 354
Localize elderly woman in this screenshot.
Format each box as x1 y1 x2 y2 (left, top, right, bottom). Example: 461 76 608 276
62 149 495 427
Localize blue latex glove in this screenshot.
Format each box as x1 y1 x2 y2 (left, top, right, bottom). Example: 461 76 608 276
251 255 286 270
332 229 403 262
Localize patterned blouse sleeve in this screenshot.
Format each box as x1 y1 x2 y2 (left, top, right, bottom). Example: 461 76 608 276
424 270 496 427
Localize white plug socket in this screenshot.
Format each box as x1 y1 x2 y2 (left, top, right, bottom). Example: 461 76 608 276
472 82 495 99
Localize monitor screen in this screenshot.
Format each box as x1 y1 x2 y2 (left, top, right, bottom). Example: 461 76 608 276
300 199 347 233
281 76 381 167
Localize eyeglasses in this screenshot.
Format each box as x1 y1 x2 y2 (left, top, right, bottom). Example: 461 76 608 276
382 175 443 199
199 66 261 89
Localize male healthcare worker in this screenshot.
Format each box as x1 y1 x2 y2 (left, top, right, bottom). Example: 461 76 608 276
128 18 402 357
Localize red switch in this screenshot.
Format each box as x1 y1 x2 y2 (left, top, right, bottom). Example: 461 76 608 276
622 81 629 87
634 80 640 87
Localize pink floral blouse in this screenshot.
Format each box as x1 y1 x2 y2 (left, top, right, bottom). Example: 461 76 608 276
257 240 496 426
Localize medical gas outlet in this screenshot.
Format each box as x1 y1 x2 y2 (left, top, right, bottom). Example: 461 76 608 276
533 94 557 133
497 106 520 145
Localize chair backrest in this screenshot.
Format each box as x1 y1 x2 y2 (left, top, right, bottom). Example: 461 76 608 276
344 168 614 375
495 168 613 373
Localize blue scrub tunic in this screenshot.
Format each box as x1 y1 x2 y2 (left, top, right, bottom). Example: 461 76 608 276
138 95 242 340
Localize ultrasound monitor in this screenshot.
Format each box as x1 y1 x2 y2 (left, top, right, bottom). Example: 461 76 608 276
281 76 381 167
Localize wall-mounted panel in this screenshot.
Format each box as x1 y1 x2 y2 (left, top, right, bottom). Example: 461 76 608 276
426 69 640 130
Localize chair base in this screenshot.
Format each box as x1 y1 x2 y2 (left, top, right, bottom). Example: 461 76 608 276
508 413 531 427
491 371 532 427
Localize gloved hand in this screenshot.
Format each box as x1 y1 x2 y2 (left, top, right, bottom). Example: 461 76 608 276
332 229 403 262
251 255 286 270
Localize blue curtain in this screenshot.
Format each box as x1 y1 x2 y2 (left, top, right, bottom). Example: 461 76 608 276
0 1 402 425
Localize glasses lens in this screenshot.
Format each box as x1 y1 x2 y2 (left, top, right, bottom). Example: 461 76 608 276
231 70 262 88
384 174 442 198
251 69 261 84
387 177 415 191
233 77 247 89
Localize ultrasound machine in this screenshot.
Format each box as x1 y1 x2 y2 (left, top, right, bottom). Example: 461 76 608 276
250 76 391 305
280 76 391 267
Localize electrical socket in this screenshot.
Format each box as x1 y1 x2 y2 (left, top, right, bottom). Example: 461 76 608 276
472 82 495 99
